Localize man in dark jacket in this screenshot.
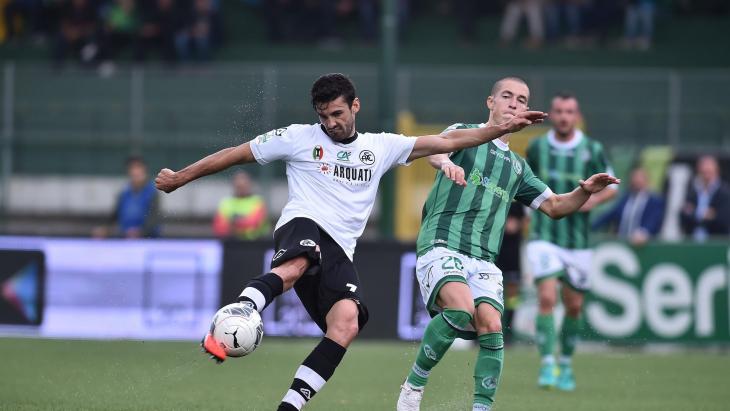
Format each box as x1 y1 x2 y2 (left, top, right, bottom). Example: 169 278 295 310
680 155 730 241
593 167 664 245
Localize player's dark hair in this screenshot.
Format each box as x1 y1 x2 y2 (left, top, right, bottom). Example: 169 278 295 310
553 91 577 101
490 76 528 97
311 73 357 110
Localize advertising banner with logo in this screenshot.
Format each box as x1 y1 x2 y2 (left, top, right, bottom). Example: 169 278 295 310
585 242 730 343
0 237 221 340
0 250 45 326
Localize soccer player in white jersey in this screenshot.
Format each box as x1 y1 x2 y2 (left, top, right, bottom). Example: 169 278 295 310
155 73 546 411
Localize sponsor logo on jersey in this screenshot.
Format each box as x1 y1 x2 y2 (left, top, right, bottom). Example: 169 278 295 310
481 376 498 390
490 148 511 163
272 249 287 261
318 163 332 175
333 165 372 183
468 169 509 201
312 145 324 160
256 127 286 144
337 150 352 162
359 150 375 165
423 344 438 361
300 239 316 247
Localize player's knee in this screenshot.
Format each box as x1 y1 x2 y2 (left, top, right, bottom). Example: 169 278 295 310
271 256 310 287
565 301 582 317
328 316 359 345
538 291 557 312
476 316 502 334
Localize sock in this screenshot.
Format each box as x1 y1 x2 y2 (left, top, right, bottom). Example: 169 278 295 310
406 309 473 388
560 315 581 359
278 337 346 410
238 272 283 312
473 332 504 408
535 313 555 358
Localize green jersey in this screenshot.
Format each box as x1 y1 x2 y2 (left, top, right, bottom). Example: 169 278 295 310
526 130 613 249
417 123 551 262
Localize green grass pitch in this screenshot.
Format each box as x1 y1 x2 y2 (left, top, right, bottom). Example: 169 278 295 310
1 337 728 410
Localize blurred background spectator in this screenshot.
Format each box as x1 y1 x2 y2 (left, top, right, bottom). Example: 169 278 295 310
680 155 730 241
593 167 665 246
52 0 99 65
623 0 656 50
93 156 161 239
212 171 270 240
499 0 544 48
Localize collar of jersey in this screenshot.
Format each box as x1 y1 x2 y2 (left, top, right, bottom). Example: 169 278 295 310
479 123 510 151
320 124 358 145
547 129 584 150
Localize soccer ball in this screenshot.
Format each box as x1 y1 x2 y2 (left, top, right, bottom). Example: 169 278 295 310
211 303 264 357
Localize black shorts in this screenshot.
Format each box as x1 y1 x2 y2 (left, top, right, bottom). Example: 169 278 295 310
272 217 369 333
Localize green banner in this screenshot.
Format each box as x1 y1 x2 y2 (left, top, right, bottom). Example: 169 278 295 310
585 242 730 343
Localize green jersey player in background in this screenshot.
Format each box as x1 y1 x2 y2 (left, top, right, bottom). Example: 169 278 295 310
396 78 619 411
526 92 617 391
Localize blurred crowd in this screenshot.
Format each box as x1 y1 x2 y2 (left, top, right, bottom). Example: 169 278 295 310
2 0 223 66
2 0 729 63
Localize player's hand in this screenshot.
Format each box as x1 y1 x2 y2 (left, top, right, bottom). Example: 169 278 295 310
155 168 184 193
502 110 548 133
579 173 620 194
441 161 466 186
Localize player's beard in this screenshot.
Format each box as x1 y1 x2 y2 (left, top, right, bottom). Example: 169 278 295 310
328 122 355 141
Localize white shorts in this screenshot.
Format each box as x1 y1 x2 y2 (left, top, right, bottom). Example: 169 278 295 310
526 240 593 291
416 247 504 318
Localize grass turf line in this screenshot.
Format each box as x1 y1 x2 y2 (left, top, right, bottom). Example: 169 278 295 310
1 338 728 410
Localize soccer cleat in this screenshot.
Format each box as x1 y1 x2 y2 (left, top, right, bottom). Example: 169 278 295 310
396 380 424 411
201 333 226 364
556 364 576 392
538 363 557 389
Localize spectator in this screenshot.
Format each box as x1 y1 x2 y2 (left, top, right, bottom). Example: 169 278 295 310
93 156 161 239
136 0 183 62
3 0 43 41
52 0 99 64
99 0 138 63
593 167 665 245
623 0 656 50
544 0 584 45
680 155 730 241
499 0 544 48
212 171 270 240
176 0 222 61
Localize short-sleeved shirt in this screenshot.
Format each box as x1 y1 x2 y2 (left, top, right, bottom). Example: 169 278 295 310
526 130 614 249
249 123 416 260
416 123 553 262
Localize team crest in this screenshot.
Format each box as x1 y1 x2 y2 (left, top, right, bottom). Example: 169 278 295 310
481 376 498 390
512 160 523 175
312 145 324 160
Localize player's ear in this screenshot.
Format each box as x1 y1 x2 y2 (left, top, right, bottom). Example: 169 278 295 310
351 97 361 115
486 96 494 111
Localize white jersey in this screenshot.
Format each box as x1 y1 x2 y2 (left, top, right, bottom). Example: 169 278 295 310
249 123 416 260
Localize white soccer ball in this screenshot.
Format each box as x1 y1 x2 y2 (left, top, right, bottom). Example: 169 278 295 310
211 303 264 357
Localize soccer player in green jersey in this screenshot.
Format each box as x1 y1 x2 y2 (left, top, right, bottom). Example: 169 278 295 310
526 92 617 391
396 78 619 411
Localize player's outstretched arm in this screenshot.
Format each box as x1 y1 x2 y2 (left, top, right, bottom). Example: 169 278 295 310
407 110 547 162
538 173 621 219
155 142 256 193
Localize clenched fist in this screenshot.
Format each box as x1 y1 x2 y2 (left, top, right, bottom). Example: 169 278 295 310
155 168 183 193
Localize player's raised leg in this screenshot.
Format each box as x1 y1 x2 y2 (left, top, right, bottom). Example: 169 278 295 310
535 276 560 388
556 283 584 392
473 302 504 411
278 299 359 410
398 280 475 411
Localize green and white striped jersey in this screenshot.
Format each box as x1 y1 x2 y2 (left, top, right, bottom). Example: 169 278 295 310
526 130 613 249
416 123 552 262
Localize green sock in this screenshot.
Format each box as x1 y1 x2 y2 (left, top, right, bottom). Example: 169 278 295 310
560 315 582 359
406 309 472 388
473 332 504 408
536 313 555 358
